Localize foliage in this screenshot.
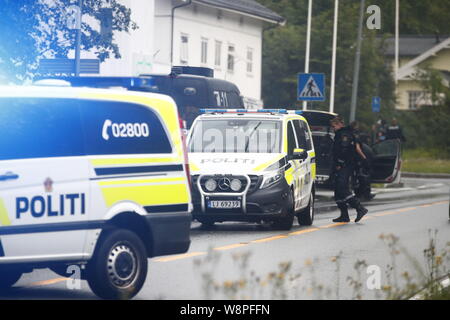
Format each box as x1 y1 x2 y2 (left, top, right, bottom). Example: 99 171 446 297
259 0 396 126
0 0 137 83
258 0 449 138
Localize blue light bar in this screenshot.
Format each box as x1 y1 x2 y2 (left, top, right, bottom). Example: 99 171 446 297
287 110 303 115
257 109 287 114
200 109 288 114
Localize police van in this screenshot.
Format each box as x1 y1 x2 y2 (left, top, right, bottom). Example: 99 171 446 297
187 109 316 230
0 84 192 299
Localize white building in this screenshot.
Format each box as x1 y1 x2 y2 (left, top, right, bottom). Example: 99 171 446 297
97 0 285 108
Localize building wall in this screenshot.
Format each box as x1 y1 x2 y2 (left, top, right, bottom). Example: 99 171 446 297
392 48 450 110
155 2 264 103
99 0 155 77
97 0 265 105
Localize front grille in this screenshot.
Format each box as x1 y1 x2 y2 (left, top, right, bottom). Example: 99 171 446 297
196 175 250 193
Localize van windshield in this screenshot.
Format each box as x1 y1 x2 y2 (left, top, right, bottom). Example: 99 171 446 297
189 119 282 153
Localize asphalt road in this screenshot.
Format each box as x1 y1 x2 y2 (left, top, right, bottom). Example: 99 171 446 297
1 177 449 300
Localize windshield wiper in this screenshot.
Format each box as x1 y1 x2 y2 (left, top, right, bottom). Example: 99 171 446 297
245 121 262 152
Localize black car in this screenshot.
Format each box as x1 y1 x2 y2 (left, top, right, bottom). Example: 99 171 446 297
301 110 402 194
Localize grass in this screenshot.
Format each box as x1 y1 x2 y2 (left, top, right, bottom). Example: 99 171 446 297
402 149 450 174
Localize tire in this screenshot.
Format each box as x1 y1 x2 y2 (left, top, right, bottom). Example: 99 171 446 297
272 189 295 230
86 228 148 300
197 218 215 228
0 268 22 290
298 189 315 226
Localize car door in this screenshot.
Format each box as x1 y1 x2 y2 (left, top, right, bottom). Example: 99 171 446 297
0 97 90 262
370 139 402 183
286 121 303 211
293 120 313 208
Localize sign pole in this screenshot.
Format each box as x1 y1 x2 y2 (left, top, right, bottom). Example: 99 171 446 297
303 0 312 111
329 0 339 113
349 0 365 122
74 0 82 76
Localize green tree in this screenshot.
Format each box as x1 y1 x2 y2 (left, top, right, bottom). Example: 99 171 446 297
0 0 138 83
260 0 396 126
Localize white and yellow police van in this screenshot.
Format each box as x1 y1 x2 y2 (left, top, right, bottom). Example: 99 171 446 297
187 109 315 230
0 83 192 299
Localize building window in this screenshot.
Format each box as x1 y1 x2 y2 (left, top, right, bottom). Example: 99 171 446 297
246 48 253 74
227 44 235 72
215 41 222 67
408 91 424 110
180 34 189 64
201 38 208 64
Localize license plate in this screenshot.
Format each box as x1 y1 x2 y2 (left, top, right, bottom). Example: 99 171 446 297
207 200 241 209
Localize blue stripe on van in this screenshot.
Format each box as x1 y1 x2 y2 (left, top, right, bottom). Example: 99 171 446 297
0 221 108 236
94 164 184 176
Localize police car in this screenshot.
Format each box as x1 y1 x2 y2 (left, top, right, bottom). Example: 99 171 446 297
0 83 192 299
187 109 316 230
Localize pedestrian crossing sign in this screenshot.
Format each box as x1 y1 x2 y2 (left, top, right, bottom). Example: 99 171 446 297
297 73 326 101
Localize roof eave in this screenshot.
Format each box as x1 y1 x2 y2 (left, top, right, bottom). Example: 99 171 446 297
192 0 285 25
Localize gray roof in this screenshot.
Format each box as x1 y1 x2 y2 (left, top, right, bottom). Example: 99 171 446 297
194 0 285 24
383 35 449 57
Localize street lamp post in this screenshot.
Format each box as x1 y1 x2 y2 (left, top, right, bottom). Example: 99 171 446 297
74 0 82 76
329 0 339 113
349 0 365 122
303 0 313 111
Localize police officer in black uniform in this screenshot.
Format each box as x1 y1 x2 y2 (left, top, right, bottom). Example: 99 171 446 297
330 116 368 223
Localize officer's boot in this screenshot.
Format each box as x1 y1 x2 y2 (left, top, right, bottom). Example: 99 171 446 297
348 197 368 222
333 203 350 223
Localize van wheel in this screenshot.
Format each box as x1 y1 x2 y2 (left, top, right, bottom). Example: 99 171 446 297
87 228 148 300
298 191 315 226
197 218 215 228
0 268 22 289
272 189 295 230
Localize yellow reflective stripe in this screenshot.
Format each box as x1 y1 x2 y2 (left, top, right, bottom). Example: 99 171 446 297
285 166 294 185
100 184 189 207
0 198 11 226
90 158 179 166
98 177 185 186
252 155 285 172
308 151 316 180
189 162 200 172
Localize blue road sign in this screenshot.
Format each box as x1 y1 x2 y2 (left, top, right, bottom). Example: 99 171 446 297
298 73 326 101
372 96 381 112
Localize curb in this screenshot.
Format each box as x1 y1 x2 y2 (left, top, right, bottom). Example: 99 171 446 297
402 172 450 179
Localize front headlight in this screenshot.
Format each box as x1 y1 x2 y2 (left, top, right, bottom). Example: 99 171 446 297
205 178 217 191
260 170 284 189
230 178 242 192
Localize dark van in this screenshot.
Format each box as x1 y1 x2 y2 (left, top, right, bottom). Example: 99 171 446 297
141 66 244 128
36 66 245 129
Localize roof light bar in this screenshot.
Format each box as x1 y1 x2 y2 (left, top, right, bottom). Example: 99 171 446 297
200 109 288 114
287 110 303 115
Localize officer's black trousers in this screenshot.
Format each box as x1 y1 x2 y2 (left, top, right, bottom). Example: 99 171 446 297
334 165 357 206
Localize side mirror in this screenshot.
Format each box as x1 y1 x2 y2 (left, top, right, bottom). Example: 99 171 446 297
291 148 308 161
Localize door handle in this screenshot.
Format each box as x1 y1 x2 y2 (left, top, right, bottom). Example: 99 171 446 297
0 171 19 181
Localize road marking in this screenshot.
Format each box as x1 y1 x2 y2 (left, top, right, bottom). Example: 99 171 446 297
27 277 68 287
214 243 248 251
251 235 288 243
153 251 206 262
319 222 349 228
288 228 320 236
